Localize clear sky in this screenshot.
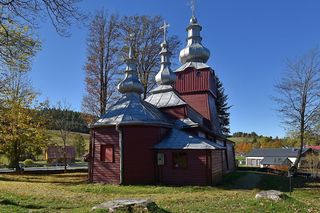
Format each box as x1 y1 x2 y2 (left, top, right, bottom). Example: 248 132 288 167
29 0 320 138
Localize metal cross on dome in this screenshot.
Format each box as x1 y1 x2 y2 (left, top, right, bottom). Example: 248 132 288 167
128 33 135 58
160 21 170 41
190 0 196 18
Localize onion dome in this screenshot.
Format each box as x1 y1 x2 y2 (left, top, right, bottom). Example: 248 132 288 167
117 38 144 95
179 16 210 64
155 21 176 85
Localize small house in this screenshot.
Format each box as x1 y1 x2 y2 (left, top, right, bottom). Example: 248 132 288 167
260 157 292 171
45 146 76 164
245 148 312 169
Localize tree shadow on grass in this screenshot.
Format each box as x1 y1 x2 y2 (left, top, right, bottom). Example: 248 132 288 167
0 173 88 185
0 199 44 209
217 171 318 192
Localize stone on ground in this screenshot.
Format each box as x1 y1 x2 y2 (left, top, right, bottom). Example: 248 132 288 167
92 199 159 212
255 190 287 201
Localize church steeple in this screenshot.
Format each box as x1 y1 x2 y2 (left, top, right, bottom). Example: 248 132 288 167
155 21 176 85
179 4 210 64
117 34 144 95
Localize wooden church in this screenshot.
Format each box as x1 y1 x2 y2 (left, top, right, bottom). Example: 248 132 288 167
88 14 235 185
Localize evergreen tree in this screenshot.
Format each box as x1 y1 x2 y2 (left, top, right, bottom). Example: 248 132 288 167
215 75 231 136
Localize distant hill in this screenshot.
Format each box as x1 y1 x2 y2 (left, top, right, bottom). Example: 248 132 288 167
229 132 285 155
41 108 91 134
47 130 90 149
228 137 257 143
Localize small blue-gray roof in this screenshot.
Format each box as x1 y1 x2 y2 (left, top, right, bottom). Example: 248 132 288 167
246 148 310 158
260 157 292 165
154 128 225 150
175 62 210 72
174 118 199 129
93 93 171 127
145 85 186 108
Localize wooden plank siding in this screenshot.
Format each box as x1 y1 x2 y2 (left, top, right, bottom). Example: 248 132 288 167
174 67 215 95
211 150 223 183
156 150 209 186
160 106 187 119
122 126 168 184
180 93 211 120
90 127 120 184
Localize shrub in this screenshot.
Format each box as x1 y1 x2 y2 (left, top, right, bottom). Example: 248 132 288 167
0 155 9 168
23 159 34 167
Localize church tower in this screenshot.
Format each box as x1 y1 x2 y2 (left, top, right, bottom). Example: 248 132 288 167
174 15 221 135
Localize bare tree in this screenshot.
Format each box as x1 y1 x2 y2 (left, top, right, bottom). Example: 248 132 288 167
120 15 181 99
52 101 75 172
0 0 85 71
82 11 121 118
275 48 320 172
0 0 85 36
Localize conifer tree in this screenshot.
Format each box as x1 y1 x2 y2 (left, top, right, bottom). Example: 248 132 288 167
215 75 231 136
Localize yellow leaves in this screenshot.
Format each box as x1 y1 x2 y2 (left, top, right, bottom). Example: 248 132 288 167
0 91 48 158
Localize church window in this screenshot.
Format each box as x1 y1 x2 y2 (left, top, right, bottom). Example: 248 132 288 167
101 144 114 162
172 152 187 169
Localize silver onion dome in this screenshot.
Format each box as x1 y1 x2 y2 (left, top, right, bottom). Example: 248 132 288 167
179 16 210 64
117 41 144 95
155 21 176 85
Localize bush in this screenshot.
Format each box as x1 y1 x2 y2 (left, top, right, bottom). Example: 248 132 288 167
0 155 9 168
23 159 34 167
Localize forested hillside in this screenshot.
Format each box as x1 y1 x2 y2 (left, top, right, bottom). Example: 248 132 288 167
41 108 91 133
230 131 319 155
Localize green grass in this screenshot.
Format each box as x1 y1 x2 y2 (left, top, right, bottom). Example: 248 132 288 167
235 156 245 161
47 130 89 148
0 171 319 212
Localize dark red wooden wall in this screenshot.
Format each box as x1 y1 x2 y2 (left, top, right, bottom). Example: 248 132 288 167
180 93 211 121
122 126 168 184
160 106 187 119
156 149 209 185
174 67 216 96
90 127 120 184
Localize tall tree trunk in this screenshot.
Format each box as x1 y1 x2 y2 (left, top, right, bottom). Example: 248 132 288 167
63 138 67 173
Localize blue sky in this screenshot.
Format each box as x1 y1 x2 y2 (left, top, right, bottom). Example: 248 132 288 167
29 0 320 138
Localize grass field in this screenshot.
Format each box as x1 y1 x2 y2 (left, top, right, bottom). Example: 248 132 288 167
47 130 90 148
0 171 319 212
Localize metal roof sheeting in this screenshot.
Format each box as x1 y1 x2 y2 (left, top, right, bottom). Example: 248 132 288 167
145 85 186 108
94 93 171 127
154 128 225 150
260 157 292 165
174 118 199 129
175 62 210 72
246 148 310 158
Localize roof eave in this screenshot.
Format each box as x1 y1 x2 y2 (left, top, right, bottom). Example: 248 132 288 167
91 121 173 129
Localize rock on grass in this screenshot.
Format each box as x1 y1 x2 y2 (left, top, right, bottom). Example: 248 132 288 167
92 199 159 212
255 190 287 202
